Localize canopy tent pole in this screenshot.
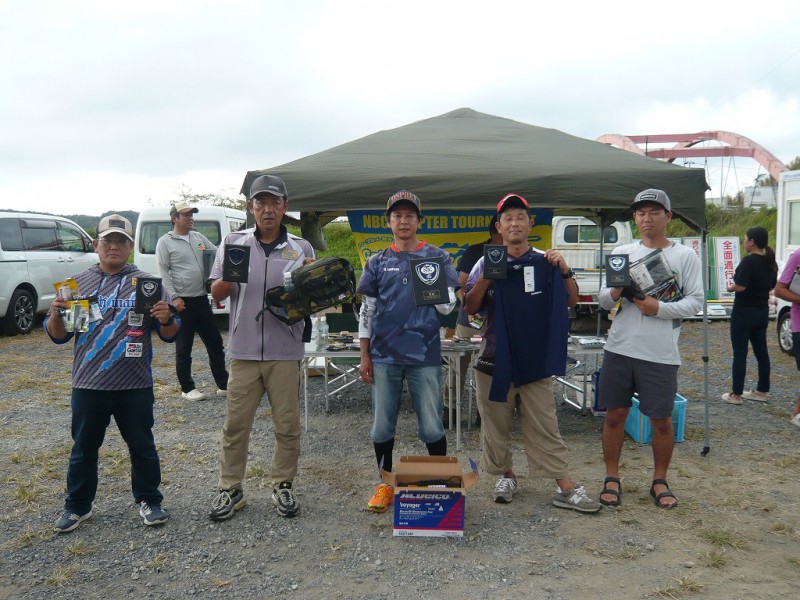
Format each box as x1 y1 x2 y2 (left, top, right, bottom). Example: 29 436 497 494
701 229 711 456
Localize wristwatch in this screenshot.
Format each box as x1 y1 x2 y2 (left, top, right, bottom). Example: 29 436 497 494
562 269 575 279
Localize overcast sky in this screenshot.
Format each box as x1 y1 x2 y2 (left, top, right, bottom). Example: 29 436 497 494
2 0 799 217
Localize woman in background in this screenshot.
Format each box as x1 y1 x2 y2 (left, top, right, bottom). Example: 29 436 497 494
722 226 778 405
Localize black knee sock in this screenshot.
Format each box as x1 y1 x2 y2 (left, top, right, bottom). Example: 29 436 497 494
374 438 395 473
426 435 447 456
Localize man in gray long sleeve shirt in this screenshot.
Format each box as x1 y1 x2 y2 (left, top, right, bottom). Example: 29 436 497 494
156 202 229 401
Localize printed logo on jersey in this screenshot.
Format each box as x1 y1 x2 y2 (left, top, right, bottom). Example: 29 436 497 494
126 328 144 338
125 343 143 357
281 248 299 260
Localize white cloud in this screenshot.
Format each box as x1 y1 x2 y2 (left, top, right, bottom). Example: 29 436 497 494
2 0 800 215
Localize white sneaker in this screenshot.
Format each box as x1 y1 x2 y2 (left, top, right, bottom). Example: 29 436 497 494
493 476 517 504
790 414 800 428
216 388 228 397
181 389 207 401
742 390 768 403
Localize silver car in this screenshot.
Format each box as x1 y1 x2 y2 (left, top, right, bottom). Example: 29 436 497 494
0 212 98 335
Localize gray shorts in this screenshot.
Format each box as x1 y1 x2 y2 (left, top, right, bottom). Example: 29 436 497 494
598 350 679 419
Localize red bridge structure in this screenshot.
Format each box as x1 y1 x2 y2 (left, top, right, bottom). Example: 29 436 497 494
597 131 788 181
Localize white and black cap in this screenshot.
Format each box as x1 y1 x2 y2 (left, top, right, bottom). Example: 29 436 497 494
631 188 671 212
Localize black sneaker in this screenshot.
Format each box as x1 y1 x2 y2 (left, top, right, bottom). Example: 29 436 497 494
271 481 299 518
139 501 168 526
209 488 246 521
54 509 92 533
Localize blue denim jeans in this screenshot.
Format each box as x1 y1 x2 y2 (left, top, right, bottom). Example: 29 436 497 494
370 363 445 444
729 305 770 395
66 387 163 513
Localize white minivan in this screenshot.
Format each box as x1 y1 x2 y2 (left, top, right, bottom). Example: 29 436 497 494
133 205 247 316
0 212 98 335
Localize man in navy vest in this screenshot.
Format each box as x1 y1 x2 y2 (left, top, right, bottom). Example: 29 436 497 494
464 194 601 513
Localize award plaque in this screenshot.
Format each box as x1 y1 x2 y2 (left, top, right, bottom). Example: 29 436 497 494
605 254 631 288
409 256 449 306
223 245 250 283
134 277 163 314
483 245 508 279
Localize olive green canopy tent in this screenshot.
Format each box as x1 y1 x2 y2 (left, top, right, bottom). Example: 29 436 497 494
241 107 708 230
242 107 714 455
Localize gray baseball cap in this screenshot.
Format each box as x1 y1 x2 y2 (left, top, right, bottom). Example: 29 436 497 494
249 174 288 201
631 188 671 212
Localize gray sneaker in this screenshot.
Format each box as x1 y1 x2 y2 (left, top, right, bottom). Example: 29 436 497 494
493 476 517 504
54 509 92 533
552 485 602 513
272 481 299 518
209 489 246 521
138 501 168 526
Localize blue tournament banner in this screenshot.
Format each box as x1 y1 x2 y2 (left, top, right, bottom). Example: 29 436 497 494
347 209 554 269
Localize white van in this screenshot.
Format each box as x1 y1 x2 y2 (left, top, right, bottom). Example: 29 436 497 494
134 205 247 316
0 212 98 335
550 216 633 308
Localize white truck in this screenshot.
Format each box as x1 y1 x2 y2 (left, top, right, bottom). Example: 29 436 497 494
551 216 633 311
773 170 800 354
133 206 247 317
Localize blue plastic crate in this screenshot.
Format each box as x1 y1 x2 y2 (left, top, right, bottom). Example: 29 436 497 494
624 394 687 444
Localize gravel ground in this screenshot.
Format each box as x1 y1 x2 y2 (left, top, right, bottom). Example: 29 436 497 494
1 315 799 600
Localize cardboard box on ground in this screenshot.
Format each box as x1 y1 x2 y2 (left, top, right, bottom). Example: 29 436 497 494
381 456 479 538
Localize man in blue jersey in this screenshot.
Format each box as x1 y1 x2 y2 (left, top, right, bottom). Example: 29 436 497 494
597 189 703 509
464 194 601 513
358 190 459 513
45 214 180 532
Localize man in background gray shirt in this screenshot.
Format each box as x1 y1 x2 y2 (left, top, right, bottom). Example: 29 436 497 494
156 201 229 401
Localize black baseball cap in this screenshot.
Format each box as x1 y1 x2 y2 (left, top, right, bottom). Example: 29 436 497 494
249 174 288 201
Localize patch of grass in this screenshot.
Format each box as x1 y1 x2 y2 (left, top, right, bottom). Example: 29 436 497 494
789 557 800 568
151 552 171 569
212 577 232 587
100 448 130 477
769 522 794 535
326 540 351 561
655 575 705 598
620 546 640 560
700 549 728 569
775 455 800 468
6 374 44 392
247 465 267 478
14 485 44 505
46 566 76 587
700 528 747 549
682 424 704 441
66 539 96 557
619 518 641 526
10 452 22 464
2 525 54 550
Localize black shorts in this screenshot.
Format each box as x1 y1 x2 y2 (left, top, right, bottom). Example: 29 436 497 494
598 350 679 419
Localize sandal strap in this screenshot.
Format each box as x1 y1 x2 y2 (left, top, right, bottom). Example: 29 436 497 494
651 478 669 488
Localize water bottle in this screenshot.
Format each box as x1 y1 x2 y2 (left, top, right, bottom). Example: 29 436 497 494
283 271 294 292
317 315 329 349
